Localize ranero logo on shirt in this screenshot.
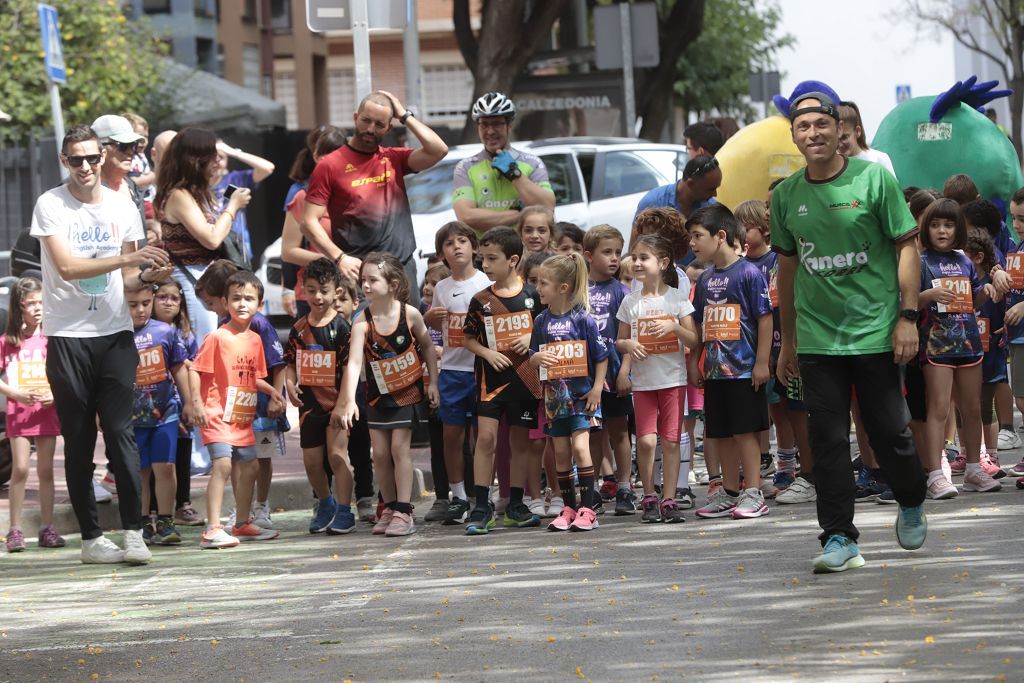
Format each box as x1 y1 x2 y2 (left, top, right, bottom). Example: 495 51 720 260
799 239 871 277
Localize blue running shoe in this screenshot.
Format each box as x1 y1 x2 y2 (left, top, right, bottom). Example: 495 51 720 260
466 504 496 535
326 504 356 535
896 503 927 550
812 533 865 574
309 495 337 534
876 488 897 505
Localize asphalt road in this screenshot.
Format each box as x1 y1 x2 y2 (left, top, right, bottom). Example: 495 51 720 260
2 486 1023 682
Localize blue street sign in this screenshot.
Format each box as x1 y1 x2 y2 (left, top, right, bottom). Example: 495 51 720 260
896 84 912 103
38 3 66 84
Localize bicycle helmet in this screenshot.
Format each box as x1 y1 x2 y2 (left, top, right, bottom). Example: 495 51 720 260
472 92 516 121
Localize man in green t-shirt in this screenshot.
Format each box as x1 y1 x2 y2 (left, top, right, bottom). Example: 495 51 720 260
771 88 927 574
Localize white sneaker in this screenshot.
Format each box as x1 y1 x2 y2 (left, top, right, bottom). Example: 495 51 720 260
776 477 817 504
546 496 564 518
525 496 547 517
963 468 1001 492
123 529 152 565
81 535 125 564
93 480 113 504
926 475 959 500
997 429 1022 450
252 503 274 529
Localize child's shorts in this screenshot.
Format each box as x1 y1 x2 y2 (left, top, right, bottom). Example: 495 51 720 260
684 382 704 417
135 421 179 470
368 404 416 430
545 413 602 437
477 399 538 429
255 430 286 458
207 442 258 462
528 400 548 440
437 369 476 426
600 392 633 420
703 379 768 439
633 386 684 442
299 406 332 448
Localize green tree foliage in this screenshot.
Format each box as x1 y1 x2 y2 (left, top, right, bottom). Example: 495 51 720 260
0 0 167 144
674 0 793 120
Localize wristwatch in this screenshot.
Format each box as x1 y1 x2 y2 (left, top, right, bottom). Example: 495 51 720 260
899 308 920 322
399 111 414 125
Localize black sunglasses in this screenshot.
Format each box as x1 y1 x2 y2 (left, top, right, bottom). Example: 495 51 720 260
64 154 103 168
684 156 719 181
105 140 141 154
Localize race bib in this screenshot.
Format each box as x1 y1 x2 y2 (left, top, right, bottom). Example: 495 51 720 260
136 347 167 387
932 277 973 314
703 304 741 342
485 311 533 351
977 315 990 352
15 360 50 393
370 347 424 395
296 348 336 387
1007 253 1024 289
631 315 680 355
222 386 257 425
538 341 588 381
444 313 466 349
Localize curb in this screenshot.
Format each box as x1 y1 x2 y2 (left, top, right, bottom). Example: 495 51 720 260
1 468 433 539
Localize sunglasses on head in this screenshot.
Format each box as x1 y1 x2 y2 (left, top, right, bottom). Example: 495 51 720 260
105 140 141 154
685 156 719 180
64 154 103 168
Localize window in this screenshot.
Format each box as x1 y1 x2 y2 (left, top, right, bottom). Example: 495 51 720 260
328 69 357 126
242 0 257 21
142 0 171 12
598 151 667 199
540 154 583 206
422 64 473 122
194 0 215 17
406 160 459 214
242 44 261 92
274 71 298 129
270 0 292 31
633 149 686 184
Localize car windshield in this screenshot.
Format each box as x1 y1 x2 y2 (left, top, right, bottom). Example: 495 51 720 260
406 160 459 214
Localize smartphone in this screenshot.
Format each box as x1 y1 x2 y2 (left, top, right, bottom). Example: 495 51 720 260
224 184 240 199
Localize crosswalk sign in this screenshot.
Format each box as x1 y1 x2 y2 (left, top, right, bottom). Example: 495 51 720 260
896 84 912 103
37 4 66 84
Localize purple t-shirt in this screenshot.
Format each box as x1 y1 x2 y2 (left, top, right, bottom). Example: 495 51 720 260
529 306 608 420
133 319 189 427
693 258 772 380
589 278 630 387
919 249 984 361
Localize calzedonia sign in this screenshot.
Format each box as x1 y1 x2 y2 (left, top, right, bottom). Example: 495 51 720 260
515 95 615 112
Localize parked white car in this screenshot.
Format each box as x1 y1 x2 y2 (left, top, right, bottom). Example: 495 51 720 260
258 137 687 311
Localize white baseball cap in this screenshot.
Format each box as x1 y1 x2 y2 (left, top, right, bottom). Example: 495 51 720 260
91 114 144 143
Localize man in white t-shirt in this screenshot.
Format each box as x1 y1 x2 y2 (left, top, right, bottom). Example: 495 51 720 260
31 124 173 565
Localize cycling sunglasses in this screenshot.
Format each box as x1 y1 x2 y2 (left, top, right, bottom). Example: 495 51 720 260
64 154 103 168
105 140 141 154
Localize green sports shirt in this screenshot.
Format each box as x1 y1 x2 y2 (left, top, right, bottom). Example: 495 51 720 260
770 157 918 355
451 148 552 226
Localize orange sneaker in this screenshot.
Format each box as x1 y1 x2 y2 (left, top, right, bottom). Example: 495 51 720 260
231 519 279 542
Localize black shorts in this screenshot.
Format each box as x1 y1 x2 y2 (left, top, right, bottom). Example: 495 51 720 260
299 406 331 449
904 363 927 422
476 399 538 429
601 392 633 420
703 379 769 439
368 403 416 430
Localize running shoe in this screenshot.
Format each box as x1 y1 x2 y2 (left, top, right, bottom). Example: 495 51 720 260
949 454 967 475
424 497 450 522
660 498 686 523
100 472 117 494
546 496 565 519
526 496 547 518
876 488 897 505
944 440 960 463
372 508 394 535
706 479 723 496
926 476 958 499
326 505 357 535
760 453 775 477
232 519 279 542
855 477 887 503
174 504 204 526
1011 458 1024 477
675 487 696 509
443 497 470 525
895 504 927 550
356 496 377 523
640 494 662 523
767 468 796 499
614 488 637 515
37 525 65 548
981 452 1006 479
153 518 182 545
963 467 1002 492
5 528 26 553
466 504 496 535
812 533 865 574
309 495 338 533
142 522 155 546
504 502 541 528
547 506 577 531
732 488 769 519
200 526 240 549
226 509 236 530
998 428 1022 450
569 506 598 531
776 477 816 504
599 480 618 502
93 479 113 504
385 511 416 537
494 497 509 516
123 529 152 565
591 498 606 515
1018 477 1024 489
82 535 126 563
252 503 274 529
695 489 738 519
941 456 952 483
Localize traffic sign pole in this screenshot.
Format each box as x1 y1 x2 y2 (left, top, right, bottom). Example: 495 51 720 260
350 0 372 102
619 2 635 137
49 83 66 179
38 3 68 179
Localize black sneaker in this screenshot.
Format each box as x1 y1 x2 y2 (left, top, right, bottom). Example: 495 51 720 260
466 504 496 535
142 522 155 546
640 494 662 523
503 502 540 528
661 498 686 523
443 497 470 525
760 453 775 477
614 488 637 515
591 498 606 515
675 487 696 510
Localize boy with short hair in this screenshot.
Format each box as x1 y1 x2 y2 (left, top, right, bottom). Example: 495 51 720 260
462 227 544 533
423 222 491 524
582 225 635 515
687 205 773 521
285 257 356 534
195 260 288 529
190 272 286 548
556 222 585 255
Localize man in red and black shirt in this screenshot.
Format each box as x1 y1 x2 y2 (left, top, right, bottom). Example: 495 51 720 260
301 90 448 297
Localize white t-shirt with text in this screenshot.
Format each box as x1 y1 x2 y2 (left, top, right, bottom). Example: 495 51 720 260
434 270 492 372
617 285 694 391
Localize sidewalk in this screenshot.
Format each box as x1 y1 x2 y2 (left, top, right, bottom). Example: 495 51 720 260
0 405 434 536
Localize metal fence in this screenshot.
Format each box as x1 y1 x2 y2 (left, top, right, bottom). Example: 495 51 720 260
0 136 62 254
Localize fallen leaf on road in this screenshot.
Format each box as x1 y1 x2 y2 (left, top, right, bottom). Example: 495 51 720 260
548 636 557 643
924 636 935 644
736 566 744 572
575 665 585 678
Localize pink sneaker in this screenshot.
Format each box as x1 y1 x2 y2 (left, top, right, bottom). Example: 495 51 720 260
980 452 1006 479
569 507 598 531
926 475 958 500
963 467 1002 492
949 454 966 475
5 528 26 553
547 506 577 531
384 511 416 537
941 456 952 482
38 525 66 548
372 508 394 535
